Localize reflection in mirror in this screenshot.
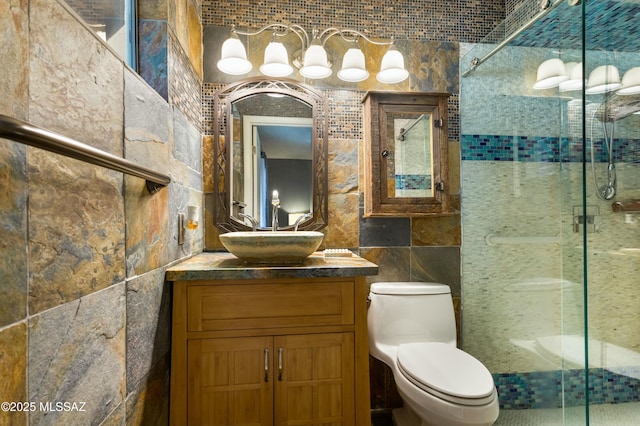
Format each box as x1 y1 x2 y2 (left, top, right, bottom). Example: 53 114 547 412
65 0 137 68
388 113 433 198
214 78 328 232
230 100 313 227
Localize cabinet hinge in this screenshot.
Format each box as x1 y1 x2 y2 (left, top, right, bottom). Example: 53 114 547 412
435 181 445 192
434 118 444 128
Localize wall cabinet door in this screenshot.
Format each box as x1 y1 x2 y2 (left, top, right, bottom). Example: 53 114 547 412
188 336 274 425
188 333 354 425
363 91 452 216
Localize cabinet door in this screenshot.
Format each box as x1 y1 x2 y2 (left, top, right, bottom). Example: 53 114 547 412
188 337 274 425
274 333 355 425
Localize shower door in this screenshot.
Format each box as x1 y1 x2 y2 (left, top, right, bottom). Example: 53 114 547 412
581 0 640 423
460 0 640 424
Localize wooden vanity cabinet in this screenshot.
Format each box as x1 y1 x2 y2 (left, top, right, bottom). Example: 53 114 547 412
170 276 371 426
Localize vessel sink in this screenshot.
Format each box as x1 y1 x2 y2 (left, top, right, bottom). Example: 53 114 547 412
219 231 324 264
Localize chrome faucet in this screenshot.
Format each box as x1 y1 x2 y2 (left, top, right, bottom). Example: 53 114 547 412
239 212 259 231
271 190 280 231
293 213 312 231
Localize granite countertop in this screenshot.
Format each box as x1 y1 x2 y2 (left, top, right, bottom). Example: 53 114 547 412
165 251 379 281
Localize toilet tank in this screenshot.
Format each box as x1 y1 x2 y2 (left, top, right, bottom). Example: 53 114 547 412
368 282 457 347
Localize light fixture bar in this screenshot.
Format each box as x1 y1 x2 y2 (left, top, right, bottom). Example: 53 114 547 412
217 24 408 84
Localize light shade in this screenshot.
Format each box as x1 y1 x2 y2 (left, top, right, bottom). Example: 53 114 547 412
559 62 584 92
616 67 640 95
586 65 622 94
260 41 293 77
376 46 408 84
337 48 369 82
217 36 252 75
300 43 332 79
533 59 568 89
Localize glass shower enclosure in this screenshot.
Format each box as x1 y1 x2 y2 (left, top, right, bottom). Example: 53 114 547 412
460 0 640 424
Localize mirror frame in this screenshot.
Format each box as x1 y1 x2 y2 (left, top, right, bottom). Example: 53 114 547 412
213 77 328 232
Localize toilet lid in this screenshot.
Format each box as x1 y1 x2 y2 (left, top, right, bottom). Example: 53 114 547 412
397 342 496 406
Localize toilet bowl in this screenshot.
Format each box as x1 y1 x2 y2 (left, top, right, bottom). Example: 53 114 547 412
368 282 499 426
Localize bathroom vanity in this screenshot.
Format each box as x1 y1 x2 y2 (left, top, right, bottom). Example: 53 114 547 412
166 252 378 425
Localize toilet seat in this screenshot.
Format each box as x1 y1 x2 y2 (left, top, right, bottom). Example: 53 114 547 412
397 342 496 406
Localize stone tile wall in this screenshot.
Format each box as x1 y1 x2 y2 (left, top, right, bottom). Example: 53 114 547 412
202 0 505 411
0 0 202 424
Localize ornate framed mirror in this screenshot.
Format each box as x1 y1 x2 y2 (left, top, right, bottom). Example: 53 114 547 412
213 77 328 232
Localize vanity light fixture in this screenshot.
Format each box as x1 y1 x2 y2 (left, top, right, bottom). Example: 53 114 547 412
377 44 409 84
533 58 569 90
260 36 294 77
217 31 253 75
585 65 622 94
217 24 408 84
337 47 369 82
559 62 584 92
616 67 640 95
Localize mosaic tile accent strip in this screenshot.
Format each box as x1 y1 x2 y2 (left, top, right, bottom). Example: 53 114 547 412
201 0 505 43
327 89 365 142
201 82 224 135
461 134 640 163
168 28 202 132
494 368 640 410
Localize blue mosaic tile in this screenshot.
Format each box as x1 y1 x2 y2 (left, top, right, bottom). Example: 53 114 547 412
395 175 432 190
461 134 640 163
510 1 640 52
494 369 640 410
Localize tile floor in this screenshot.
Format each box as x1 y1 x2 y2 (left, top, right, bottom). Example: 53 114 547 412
494 402 640 425
372 402 640 425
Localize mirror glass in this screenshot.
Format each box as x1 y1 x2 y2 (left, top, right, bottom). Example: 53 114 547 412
230 94 313 228
213 78 328 232
386 112 433 198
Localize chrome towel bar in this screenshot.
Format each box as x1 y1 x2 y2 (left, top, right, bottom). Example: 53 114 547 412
0 115 170 193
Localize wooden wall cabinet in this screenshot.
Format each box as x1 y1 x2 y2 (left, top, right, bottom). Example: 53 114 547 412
363 91 452 217
170 276 371 425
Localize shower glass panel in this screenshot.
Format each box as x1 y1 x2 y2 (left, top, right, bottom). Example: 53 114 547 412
583 0 640 424
64 0 137 69
461 0 640 424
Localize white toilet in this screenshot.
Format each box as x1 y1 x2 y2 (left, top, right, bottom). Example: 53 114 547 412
368 282 499 426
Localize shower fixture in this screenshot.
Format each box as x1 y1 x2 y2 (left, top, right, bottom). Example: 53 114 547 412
589 104 617 201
